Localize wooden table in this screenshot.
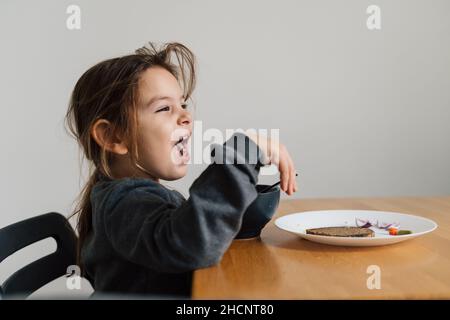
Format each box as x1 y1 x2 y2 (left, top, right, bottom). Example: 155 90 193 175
192 196 450 299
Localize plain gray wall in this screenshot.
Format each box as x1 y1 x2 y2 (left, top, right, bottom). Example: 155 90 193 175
1 0 449 297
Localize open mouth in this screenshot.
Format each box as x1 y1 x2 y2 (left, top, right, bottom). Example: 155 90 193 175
173 134 190 163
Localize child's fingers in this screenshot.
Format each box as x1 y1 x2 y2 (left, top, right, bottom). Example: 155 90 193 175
286 156 294 195
279 157 290 193
283 155 294 195
281 150 295 195
287 154 297 193
289 165 295 194
289 163 295 195
285 160 293 195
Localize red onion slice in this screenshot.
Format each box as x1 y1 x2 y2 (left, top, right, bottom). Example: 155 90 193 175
356 218 400 230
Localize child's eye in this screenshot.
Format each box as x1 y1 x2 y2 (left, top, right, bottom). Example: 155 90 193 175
156 106 170 113
181 103 189 110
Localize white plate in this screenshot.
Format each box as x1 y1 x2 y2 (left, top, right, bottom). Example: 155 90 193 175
274 210 438 247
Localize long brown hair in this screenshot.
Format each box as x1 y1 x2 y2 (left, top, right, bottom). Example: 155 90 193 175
65 42 196 271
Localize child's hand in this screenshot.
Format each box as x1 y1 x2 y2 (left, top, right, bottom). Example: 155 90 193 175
245 130 298 195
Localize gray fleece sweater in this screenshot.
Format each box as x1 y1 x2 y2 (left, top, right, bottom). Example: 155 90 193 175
81 132 265 297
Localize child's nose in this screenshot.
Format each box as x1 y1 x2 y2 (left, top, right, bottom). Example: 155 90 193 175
178 109 192 126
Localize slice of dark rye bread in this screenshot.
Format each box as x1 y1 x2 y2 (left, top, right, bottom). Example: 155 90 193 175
306 226 375 237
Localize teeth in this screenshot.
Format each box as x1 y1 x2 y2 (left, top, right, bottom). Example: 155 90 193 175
175 140 186 156
175 135 186 143
173 134 190 159
176 135 189 146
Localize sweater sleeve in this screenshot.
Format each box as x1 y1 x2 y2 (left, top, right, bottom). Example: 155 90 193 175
101 132 265 273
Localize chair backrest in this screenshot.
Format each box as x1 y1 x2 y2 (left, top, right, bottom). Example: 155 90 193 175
0 212 77 299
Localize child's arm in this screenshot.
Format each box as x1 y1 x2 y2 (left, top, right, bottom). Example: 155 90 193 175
99 132 265 273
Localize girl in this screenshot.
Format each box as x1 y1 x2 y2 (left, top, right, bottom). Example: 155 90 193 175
66 42 297 297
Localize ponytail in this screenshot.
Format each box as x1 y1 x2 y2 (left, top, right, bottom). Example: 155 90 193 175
69 168 100 273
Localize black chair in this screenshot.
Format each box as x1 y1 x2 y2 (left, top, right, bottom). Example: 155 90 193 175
0 212 77 299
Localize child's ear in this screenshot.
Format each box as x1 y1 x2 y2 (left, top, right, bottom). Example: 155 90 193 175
91 119 128 155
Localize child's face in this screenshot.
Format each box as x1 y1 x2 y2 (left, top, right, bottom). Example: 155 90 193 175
135 66 193 181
